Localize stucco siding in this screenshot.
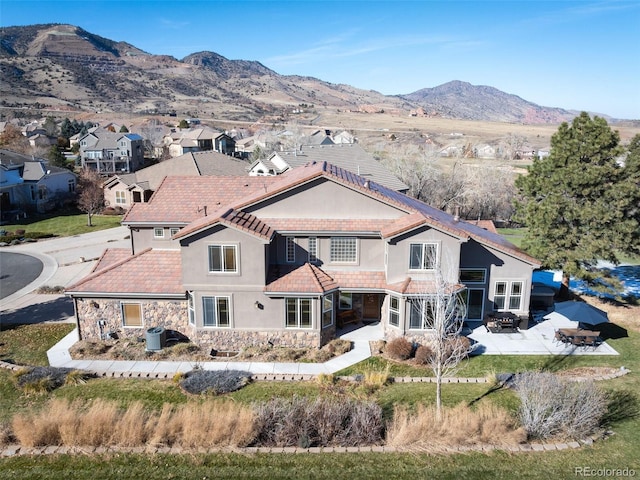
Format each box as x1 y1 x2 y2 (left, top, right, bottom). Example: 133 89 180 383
247 178 404 220
386 226 462 284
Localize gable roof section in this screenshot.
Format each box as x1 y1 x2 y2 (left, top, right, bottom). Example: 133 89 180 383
123 176 278 224
65 248 184 297
265 264 339 294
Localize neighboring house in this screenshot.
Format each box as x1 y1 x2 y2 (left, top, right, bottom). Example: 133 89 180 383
28 133 56 149
103 150 250 209
163 127 220 158
474 144 496 159
0 149 76 216
305 130 335 146
79 128 144 173
248 143 409 193
67 161 540 351
332 130 356 144
214 133 236 156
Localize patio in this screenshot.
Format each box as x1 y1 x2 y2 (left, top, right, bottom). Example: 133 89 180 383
466 313 619 356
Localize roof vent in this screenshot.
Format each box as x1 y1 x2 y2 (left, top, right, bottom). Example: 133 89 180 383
364 180 370 189
453 206 460 222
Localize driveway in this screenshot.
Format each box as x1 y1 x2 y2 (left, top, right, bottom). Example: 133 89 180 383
0 251 43 299
0 226 130 325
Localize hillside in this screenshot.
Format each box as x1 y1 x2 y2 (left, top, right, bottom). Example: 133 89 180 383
0 23 599 124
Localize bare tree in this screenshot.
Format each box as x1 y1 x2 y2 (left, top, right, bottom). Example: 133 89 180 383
77 169 105 226
413 249 474 416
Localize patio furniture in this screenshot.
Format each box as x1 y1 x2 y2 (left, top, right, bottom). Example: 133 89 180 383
555 328 602 348
337 309 359 328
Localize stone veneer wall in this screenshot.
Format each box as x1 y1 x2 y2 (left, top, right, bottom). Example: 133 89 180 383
75 298 190 341
191 329 322 352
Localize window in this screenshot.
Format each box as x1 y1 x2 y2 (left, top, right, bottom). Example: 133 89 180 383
409 243 438 270
459 269 486 284
115 191 126 204
68 179 76 193
462 288 485 320
389 296 400 327
188 291 195 325
308 237 318 263
202 296 230 327
121 303 142 327
339 292 353 310
170 227 180 236
509 282 523 310
286 237 295 263
409 298 434 330
494 281 524 311
285 298 312 329
330 237 357 263
322 295 333 328
208 245 237 273
154 227 164 238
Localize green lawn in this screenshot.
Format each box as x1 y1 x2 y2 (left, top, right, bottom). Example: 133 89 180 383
1 208 122 237
0 317 638 478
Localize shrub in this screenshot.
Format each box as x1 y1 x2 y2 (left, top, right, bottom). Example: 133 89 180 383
253 396 383 447
414 344 434 365
13 366 77 393
361 364 391 391
179 369 252 395
514 371 608 440
385 337 413 360
35 285 65 294
14 229 25 236
386 402 525 449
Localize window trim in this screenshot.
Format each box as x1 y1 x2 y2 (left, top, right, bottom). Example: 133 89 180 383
285 236 295 263
330 236 358 264
308 237 318 263
285 297 313 329
202 295 231 328
409 242 439 271
463 288 485 321
459 268 487 284
187 291 195 326
494 280 524 311
408 298 435 330
153 227 164 238
208 244 238 273
322 294 333 328
389 295 400 327
121 302 143 328
339 292 353 310
115 190 126 205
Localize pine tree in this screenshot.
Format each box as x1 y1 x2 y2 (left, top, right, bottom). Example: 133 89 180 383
515 112 637 293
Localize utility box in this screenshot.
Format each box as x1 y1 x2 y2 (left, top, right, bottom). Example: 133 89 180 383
146 326 166 351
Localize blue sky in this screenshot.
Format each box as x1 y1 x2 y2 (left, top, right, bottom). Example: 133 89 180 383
2 0 639 119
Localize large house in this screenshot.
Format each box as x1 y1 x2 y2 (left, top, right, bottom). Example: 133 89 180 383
79 128 144 173
103 150 249 209
163 127 236 158
66 162 539 351
0 150 76 219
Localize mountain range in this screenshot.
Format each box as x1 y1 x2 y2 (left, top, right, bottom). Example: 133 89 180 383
0 24 596 124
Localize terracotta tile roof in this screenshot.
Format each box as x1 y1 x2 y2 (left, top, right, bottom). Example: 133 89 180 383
66 249 184 296
326 271 389 290
265 264 339 294
123 176 278 224
220 209 275 241
92 248 133 272
386 279 465 295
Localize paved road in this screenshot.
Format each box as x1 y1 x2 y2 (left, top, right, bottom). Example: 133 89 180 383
0 251 44 299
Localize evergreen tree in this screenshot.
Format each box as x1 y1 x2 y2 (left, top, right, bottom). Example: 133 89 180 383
47 145 69 169
515 112 637 293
